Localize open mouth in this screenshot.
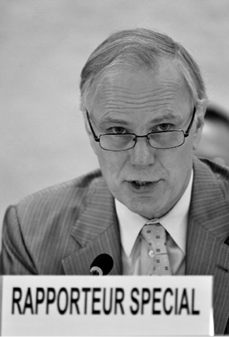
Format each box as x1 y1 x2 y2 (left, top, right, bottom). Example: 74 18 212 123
130 180 154 189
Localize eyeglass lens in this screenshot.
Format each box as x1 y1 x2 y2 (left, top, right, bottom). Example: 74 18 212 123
99 131 184 150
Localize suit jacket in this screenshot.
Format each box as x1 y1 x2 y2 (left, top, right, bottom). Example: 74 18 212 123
1 157 229 334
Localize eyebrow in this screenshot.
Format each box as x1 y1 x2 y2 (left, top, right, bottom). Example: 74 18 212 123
99 117 130 127
150 115 182 124
99 113 181 126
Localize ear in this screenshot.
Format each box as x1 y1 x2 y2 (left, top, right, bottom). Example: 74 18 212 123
192 99 207 151
82 110 99 156
83 111 90 135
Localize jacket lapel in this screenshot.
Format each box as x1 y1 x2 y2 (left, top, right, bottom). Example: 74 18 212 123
186 158 229 334
61 160 229 333
62 177 122 275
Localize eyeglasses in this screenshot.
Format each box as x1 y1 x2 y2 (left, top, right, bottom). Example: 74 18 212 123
86 107 196 151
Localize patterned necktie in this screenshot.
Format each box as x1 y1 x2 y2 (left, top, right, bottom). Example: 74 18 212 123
140 222 171 275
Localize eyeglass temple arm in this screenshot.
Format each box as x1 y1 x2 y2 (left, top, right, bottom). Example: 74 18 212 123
86 107 196 140
184 107 196 137
86 110 100 141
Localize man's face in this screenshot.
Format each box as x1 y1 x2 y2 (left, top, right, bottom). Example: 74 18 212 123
86 60 204 219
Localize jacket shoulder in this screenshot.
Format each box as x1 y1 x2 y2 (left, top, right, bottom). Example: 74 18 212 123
196 158 229 199
1 169 104 274
18 169 103 211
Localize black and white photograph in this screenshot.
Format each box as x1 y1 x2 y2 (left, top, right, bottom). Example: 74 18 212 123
1 0 229 335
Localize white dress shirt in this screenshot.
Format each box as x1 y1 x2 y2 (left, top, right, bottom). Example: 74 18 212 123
115 171 193 275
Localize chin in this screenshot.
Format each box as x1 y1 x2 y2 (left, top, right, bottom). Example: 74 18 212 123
128 200 156 219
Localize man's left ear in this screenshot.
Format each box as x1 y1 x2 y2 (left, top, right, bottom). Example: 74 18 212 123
192 99 208 151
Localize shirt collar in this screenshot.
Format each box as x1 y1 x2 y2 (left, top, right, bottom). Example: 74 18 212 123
115 170 193 257
115 199 146 257
160 170 193 254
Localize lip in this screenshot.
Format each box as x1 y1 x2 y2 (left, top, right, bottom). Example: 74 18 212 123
127 180 159 191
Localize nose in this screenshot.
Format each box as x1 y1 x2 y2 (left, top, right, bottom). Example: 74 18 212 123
129 137 156 167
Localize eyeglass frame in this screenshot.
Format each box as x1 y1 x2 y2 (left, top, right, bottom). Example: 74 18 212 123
85 107 196 151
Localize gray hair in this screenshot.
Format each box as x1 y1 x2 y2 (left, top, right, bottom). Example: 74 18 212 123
80 28 207 110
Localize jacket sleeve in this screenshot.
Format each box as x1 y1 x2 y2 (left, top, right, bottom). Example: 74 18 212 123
0 206 37 275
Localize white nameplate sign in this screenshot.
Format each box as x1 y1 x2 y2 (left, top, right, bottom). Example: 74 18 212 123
0 276 213 336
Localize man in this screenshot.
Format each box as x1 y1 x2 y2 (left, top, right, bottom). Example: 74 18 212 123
195 103 229 166
1 28 229 334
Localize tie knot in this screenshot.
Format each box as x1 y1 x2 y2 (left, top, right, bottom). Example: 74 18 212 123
142 222 164 238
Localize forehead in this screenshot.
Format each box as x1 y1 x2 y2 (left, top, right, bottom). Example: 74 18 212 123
89 59 191 118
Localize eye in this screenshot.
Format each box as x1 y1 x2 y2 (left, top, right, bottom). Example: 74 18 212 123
154 123 173 132
109 126 127 134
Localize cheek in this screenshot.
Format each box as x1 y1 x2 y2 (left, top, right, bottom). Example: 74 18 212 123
96 150 126 181
160 144 192 182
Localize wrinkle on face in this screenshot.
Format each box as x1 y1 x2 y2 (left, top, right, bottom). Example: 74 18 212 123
87 61 197 219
